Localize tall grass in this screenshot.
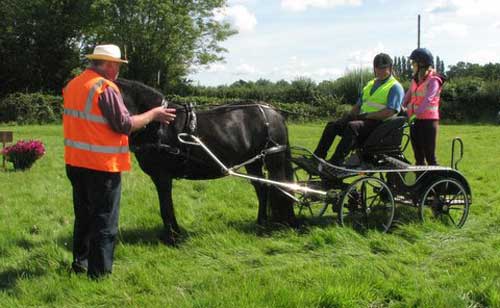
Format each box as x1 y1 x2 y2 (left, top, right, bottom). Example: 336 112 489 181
0 123 499 307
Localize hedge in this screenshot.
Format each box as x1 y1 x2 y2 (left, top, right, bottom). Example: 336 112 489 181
1 78 500 124
0 93 63 124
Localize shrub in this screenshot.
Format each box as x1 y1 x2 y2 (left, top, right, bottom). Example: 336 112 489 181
440 77 500 122
330 68 373 105
2 140 46 170
166 95 348 121
0 93 63 124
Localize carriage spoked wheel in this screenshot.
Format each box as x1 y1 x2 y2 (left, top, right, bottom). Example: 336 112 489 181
419 178 470 228
292 163 329 218
296 194 330 217
338 176 395 233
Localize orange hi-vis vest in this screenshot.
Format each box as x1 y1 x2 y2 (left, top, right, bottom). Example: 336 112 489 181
63 69 131 172
407 70 443 120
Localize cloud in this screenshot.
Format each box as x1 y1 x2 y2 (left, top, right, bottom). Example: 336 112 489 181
234 63 259 75
204 63 227 73
346 43 387 69
314 67 343 78
281 0 362 12
428 0 500 17
430 22 469 39
466 50 499 64
214 5 257 33
269 56 343 81
190 62 227 75
428 0 459 14
229 0 257 4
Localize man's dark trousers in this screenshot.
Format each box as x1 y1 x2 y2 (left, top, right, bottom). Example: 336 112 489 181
66 165 121 279
314 117 381 164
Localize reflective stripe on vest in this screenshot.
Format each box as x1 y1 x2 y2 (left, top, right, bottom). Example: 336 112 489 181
64 139 129 154
362 101 386 111
63 79 108 124
63 109 108 124
360 76 399 114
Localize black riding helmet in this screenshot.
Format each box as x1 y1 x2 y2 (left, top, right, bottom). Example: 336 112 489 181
409 48 434 67
373 53 393 68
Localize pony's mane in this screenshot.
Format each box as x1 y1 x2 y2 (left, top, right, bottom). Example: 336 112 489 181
116 78 164 98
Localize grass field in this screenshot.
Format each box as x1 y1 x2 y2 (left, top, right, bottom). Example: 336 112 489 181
0 123 499 307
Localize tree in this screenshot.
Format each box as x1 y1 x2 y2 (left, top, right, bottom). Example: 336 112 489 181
86 0 236 93
0 0 93 96
287 77 317 104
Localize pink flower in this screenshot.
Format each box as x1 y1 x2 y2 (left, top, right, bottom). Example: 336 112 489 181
2 139 45 170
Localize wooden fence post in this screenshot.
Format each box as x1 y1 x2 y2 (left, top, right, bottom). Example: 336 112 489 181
0 131 13 170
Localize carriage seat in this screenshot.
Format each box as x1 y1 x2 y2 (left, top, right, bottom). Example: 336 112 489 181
359 116 407 155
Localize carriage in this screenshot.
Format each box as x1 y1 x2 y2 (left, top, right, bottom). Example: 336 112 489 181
178 116 472 233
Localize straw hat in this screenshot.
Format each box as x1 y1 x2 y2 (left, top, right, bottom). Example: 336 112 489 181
86 44 128 63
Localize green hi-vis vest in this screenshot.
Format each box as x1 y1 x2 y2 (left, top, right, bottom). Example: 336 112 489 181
360 76 398 114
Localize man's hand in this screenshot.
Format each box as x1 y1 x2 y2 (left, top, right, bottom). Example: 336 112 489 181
130 107 176 132
152 107 176 124
408 114 417 124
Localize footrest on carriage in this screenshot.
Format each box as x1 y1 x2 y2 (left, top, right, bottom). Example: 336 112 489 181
319 161 358 179
291 156 322 176
292 156 356 179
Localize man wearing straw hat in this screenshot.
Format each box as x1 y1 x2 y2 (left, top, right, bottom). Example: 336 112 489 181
63 44 176 279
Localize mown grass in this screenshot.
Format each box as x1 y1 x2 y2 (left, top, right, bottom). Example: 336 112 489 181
0 123 499 307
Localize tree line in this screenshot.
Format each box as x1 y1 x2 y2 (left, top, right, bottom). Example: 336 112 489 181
0 0 235 97
392 56 446 80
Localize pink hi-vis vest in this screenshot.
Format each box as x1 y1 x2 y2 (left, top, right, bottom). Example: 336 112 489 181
407 70 443 120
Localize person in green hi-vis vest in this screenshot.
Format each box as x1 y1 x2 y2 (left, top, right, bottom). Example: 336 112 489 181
313 53 404 166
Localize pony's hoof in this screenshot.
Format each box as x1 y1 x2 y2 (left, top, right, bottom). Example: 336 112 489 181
160 234 178 246
160 228 182 246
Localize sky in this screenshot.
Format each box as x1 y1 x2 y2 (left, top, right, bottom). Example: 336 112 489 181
188 0 500 86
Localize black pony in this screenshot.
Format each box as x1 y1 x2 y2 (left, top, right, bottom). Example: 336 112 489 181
116 79 296 245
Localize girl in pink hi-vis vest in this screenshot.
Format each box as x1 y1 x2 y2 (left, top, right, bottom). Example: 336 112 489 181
403 48 445 166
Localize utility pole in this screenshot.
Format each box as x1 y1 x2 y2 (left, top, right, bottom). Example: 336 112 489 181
417 14 421 48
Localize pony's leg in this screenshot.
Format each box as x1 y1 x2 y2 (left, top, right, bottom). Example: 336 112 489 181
245 161 269 225
264 151 297 226
151 175 180 245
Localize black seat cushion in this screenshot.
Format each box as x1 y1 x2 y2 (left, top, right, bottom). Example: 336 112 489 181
361 116 406 151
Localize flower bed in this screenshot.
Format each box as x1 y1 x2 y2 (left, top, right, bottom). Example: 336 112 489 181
2 140 45 170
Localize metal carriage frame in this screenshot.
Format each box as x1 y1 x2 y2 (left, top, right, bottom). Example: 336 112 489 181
289 140 472 233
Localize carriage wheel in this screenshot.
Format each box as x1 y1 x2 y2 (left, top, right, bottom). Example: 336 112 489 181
292 163 329 218
296 195 329 217
338 177 395 233
419 178 470 228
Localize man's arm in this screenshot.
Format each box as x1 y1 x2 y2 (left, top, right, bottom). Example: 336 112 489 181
363 108 397 120
130 107 176 132
99 87 176 135
350 104 360 116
